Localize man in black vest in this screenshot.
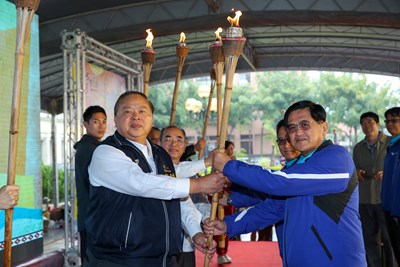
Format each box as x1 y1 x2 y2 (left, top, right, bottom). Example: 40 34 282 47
84 91 225 267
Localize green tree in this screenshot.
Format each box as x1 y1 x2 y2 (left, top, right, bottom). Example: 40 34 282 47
316 72 394 149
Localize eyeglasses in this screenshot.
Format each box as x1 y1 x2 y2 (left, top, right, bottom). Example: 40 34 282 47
287 120 312 134
384 118 400 124
276 138 289 146
163 136 185 145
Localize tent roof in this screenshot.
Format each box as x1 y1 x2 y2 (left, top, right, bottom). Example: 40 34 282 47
11 0 400 113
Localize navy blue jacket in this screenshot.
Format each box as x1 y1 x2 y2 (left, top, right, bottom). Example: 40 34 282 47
86 131 181 267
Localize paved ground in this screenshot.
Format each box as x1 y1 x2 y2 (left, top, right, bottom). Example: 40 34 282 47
43 228 65 254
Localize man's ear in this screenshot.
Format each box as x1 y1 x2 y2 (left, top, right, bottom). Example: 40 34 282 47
83 121 89 129
322 121 328 136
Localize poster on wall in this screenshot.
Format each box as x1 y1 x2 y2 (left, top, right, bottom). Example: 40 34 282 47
85 63 127 137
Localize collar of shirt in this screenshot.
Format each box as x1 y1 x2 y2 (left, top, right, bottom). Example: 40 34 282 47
285 158 298 168
389 135 400 147
126 138 157 173
297 139 327 164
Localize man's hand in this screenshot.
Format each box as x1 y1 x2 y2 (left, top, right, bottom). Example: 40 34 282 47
0 185 20 210
357 169 366 182
375 171 383 181
218 191 230 206
194 139 206 152
190 173 226 194
213 150 232 172
192 232 217 259
203 218 228 236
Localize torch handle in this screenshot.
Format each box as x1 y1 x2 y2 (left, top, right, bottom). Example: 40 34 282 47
142 63 153 96
169 55 187 126
204 191 220 267
198 79 215 160
214 62 224 144
5 3 39 267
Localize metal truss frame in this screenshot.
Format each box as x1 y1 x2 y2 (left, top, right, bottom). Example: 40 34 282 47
61 29 142 266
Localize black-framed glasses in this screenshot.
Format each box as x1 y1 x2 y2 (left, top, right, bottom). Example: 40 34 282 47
384 118 400 124
276 138 289 146
287 120 312 134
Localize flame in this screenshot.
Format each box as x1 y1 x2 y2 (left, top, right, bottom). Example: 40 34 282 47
179 32 186 44
227 10 242 27
215 27 222 43
145 29 154 49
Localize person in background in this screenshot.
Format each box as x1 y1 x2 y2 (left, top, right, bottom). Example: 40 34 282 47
214 140 237 264
224 140 236 160
353 111 393 267
147 126 162 145
204 100 367 267
85 91 225 267
74 105 107 264
381 107 400 265
147 126 206 161
160 125 213 267
0 185 20 210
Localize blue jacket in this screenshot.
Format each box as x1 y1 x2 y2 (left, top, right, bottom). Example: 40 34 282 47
86 131 181 267
223 141 366 267
381 137 400 217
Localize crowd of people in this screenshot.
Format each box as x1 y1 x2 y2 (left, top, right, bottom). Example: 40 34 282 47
68 91 399 267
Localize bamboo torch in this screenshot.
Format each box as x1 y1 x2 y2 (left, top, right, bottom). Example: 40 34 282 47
198 69 217 160
141 29 155 96
204 11 246 267
5 1 40 266
169 32 190 126
209 27 225 145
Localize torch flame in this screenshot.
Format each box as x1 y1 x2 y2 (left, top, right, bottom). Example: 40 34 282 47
145 29 154 49
227 10 242 27
179 32 186 44
215 27 222 43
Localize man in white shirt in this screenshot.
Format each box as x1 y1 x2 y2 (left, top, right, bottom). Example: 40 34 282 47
160 126 212 267
85 91 224 267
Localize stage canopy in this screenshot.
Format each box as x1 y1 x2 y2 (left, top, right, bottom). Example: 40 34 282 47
8 0 400 114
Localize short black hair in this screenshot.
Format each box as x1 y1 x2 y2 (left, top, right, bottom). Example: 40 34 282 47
284 100 326 125
276 119 286 136
225 140 234 149
160 126 186 141
83 105 106 122
359 112 379 124
114 91 154 116
384 107 400 118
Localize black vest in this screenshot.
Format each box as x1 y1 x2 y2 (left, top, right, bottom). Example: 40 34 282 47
86 131 182 267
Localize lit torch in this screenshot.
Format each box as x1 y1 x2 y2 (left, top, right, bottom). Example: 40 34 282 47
169 32 190 126
141 29 156 96
209 27 224 142
205 10 246 267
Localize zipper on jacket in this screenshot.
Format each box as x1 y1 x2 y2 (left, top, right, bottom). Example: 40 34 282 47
124 212 133 248
162 200 169 267
311 225 333 261
283 206 289 267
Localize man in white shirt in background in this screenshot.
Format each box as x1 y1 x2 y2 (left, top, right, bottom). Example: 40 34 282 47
160 125 212 267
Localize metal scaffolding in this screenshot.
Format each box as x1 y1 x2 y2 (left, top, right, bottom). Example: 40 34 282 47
61 29 142 266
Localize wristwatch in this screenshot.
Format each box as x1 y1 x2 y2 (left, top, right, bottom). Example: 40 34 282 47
226 196 232 206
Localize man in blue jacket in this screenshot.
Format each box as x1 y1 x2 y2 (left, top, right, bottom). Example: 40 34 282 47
205 100 366 267
381 107 400 265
